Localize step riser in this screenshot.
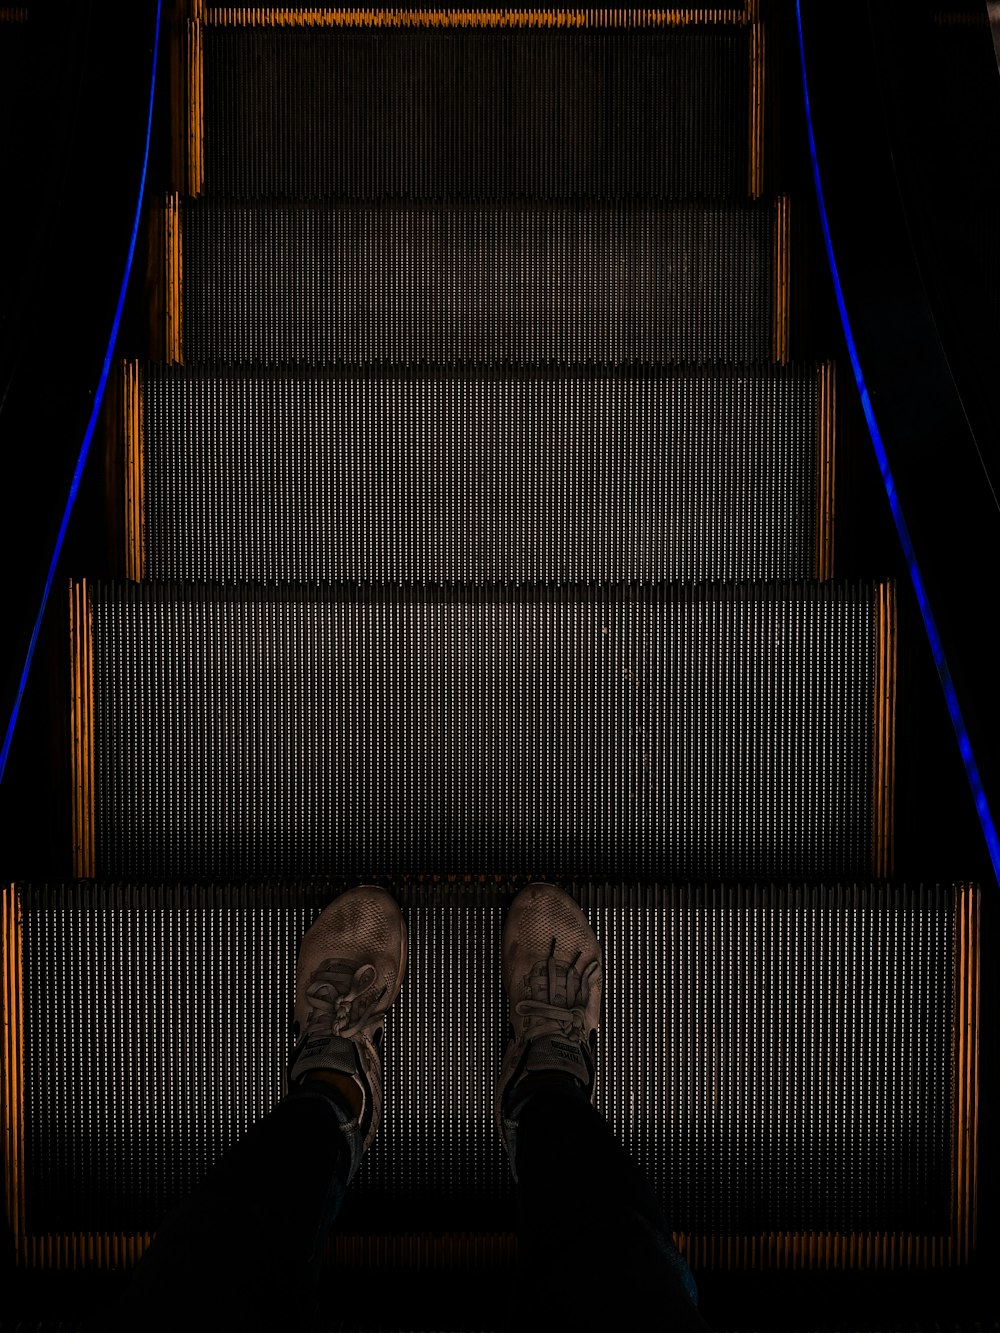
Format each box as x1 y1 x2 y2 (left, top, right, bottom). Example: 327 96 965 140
172 199 782 366
5 881 977 1266
75 581 891 881
201 27 752 198
134 365 832 584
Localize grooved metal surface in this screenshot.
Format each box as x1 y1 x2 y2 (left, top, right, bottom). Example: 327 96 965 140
202 27 749 197
89 581 875 880
16 881 954 1240
180 199 773 366
143 366 818 584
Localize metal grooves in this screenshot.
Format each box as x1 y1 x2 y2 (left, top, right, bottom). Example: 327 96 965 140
202 25 750 198
13 881 321 1259
585 881 957 1266
69 580 95 880
179 199 774 366
84 579 882 881
871 582 897 881
771 194 790 364
142 365 821 585
121 362 146 583
815 361 836 581
5 880 973 1269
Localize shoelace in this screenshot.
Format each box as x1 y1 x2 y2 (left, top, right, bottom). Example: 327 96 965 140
303 960 378 1042
513 938 600 1045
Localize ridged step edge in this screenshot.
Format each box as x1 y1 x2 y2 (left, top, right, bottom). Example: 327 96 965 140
201 6 758 27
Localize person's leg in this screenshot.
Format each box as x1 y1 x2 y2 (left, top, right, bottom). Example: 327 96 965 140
91 1089 354 1333
495 882 712 1333
86 883 408 1333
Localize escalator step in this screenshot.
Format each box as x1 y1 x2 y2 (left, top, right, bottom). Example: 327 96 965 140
200 24 751 198
71 580 893 881
134 364 831 584
3 879 977 1269
174 197 780 367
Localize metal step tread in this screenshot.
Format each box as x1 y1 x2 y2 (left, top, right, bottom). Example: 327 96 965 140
69 579 895 882
166 195 786 367
1 879 980 1276
127 361 832 585
198 22 755 198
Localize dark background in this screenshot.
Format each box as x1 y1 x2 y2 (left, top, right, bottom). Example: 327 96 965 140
0 0 164 877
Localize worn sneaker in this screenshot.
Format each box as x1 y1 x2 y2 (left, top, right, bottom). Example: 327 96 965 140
287 884 407 1172
495 882 603 1174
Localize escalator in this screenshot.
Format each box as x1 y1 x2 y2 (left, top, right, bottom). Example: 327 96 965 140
0 4 993 1329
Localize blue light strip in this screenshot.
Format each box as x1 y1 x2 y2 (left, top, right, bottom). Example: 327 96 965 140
0 2 163 786
795 2 1000 883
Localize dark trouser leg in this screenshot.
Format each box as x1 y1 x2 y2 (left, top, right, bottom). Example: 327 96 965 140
509 1082 713 1333
86 1087 356 1333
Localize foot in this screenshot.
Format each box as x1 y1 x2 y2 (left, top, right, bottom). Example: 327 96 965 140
495 882 603 1172
287 884 407 1162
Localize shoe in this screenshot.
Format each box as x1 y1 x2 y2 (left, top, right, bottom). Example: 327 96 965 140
287 884 407 1163
495 882 603 1172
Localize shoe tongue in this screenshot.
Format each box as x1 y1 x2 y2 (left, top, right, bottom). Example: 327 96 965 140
297 1033 357 1077
524 1034 588 1082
